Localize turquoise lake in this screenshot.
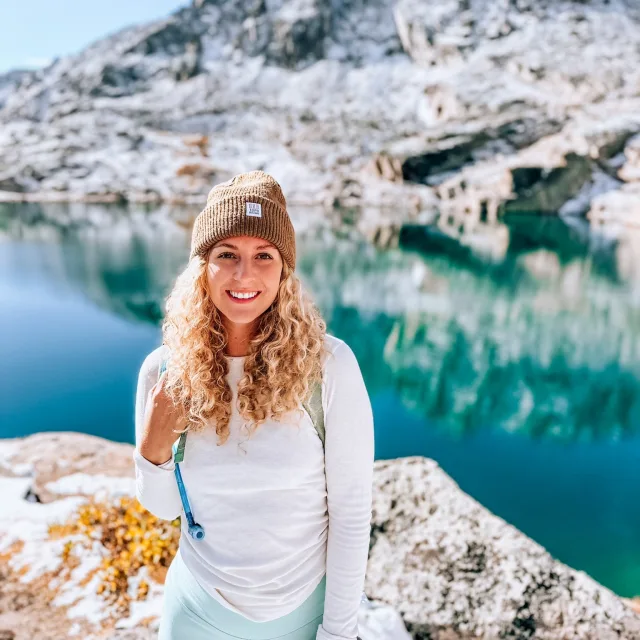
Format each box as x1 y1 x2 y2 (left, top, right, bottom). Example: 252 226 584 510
1 202 639 598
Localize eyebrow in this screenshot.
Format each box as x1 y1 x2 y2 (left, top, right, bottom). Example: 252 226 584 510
212 242 275 250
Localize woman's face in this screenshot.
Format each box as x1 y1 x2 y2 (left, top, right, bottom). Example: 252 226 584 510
206 235 283 327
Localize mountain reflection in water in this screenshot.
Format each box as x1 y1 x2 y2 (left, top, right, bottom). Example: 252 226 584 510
1 202 640 597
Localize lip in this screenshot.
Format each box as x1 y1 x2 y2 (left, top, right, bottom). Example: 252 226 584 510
226 290 261 304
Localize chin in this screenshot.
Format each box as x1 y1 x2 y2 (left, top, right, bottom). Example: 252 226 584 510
222 309 263 324
218 300 270 324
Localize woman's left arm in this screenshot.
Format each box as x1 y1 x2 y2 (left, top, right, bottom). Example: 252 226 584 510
316 340 375 640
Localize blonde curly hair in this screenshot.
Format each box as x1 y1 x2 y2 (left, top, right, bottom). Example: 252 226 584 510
160 253 327 445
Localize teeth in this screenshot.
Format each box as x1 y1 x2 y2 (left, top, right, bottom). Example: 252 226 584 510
229 291 258 299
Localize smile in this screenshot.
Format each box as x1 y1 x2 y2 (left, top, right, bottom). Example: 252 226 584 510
226 290 261 302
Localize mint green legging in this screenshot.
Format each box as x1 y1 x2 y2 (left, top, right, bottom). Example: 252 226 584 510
158 549 326 640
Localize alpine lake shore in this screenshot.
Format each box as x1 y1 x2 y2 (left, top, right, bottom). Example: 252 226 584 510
3 0 640 637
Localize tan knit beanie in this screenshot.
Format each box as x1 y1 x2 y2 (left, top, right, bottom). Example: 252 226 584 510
190 170 296 270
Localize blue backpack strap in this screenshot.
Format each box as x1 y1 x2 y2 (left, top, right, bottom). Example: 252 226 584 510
158 357 188 463
158 355 204 540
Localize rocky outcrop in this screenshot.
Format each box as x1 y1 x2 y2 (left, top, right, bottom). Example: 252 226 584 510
1 432 640 639
1 0 640 229
0 69 31 111
588 183 640 227
369 457 640 639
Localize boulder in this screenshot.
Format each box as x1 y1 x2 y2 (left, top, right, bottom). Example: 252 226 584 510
368 456 640 639
1 433 639 638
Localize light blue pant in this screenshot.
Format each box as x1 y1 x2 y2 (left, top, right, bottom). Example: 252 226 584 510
158 549 326 640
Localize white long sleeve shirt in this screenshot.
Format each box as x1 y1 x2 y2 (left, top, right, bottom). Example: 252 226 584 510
132 334 374 640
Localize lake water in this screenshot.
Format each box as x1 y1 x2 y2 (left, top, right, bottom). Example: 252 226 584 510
1 202 640 598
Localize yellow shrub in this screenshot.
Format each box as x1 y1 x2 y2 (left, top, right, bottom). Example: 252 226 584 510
48 496 180 615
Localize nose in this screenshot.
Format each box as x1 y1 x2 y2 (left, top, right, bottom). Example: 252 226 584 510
233 257 254 281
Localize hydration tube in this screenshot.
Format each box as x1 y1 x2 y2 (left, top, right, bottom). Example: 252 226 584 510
159 358 205 541
172 440 205 540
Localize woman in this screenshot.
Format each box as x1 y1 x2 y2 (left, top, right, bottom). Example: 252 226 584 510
133 170 375 640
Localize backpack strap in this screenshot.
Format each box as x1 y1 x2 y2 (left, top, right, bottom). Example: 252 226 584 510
158 357 325 455
158 357 188 463
302 379 325 450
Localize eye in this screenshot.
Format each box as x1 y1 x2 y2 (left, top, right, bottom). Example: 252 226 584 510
257 253 273 260
216 252 236 259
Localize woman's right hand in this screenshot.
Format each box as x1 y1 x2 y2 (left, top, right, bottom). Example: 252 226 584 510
138 369 189 466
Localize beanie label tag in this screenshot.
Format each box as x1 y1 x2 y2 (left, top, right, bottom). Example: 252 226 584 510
246 202 262 217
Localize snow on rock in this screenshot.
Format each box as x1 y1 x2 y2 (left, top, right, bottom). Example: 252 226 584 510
1 432 640 639
44 474 136 501
0 434 162 639
1 0 640 230
0 473 119 639
367 456 640 639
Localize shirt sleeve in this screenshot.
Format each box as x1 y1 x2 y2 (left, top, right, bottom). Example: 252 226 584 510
316 340 375 640
132 347 183 521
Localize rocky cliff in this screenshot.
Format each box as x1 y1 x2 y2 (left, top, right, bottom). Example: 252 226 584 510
1 0 640 231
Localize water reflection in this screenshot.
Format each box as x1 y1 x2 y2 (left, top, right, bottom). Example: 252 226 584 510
3 202 640 445
2 201 640 596
0 201 192 324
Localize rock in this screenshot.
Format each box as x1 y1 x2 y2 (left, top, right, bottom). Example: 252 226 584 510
0 0 639 227
432 158 512 232
21 488 41 504
617 133 640 183
359 598 412 640
0 69 32 111
587 182 640 227
1 433 640 639
504 152 593 215
380 114 566 187
628 598 640 615
266 0 330 70
425 108 640 221
367 456 640 639
0 432 136 503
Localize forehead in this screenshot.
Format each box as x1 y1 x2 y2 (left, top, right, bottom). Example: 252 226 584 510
211 236 276 249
